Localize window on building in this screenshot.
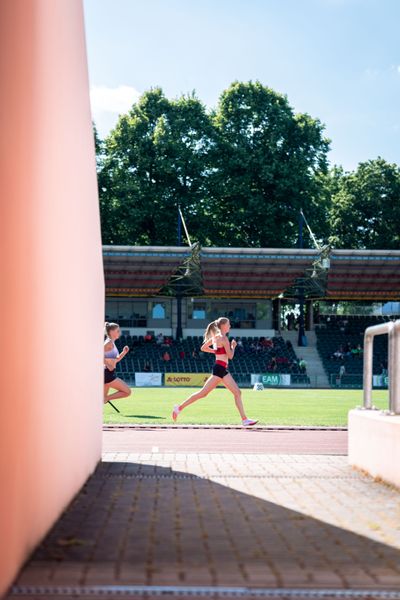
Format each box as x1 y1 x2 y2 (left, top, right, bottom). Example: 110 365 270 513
192 302 206 319
105 299 147 326
152 302 166 319
188 300 258 327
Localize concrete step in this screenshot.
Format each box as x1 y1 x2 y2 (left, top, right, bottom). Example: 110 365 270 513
280 330 330 388
281 329 317 346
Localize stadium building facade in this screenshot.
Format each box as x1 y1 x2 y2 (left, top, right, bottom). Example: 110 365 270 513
104 245 400 389
104 245 400 337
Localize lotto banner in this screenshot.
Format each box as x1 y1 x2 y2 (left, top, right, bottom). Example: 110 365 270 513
165 373 223 387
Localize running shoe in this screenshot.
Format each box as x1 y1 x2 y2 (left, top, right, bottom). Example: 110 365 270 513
172 405 180 422
242 418 258 427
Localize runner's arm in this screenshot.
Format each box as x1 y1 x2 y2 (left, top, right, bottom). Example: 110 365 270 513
201 339 216 354
115 346 129 362
222 336 234 359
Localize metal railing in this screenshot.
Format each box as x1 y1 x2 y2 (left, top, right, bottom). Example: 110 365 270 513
363 319 400 414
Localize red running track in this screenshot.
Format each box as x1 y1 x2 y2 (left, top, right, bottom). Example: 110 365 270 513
102 426 348 455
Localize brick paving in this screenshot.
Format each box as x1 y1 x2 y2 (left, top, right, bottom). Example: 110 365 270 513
7 428 400 599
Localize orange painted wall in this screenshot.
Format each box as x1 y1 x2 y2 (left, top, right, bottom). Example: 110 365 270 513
0 1 104 594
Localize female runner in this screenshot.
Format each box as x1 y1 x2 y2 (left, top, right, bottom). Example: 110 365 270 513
172 317 258 426
104 322 131 405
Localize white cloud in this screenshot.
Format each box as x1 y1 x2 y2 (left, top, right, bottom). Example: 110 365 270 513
90 84 140 116
363 65 400 81
90 85 141 136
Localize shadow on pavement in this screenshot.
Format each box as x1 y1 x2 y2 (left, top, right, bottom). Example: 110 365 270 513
9 460 400 595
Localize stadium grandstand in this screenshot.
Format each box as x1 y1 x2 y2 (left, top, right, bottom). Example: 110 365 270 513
103 246 400 388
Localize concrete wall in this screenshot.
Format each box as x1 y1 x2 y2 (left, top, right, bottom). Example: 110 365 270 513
0 1 104 594
348 410 400 488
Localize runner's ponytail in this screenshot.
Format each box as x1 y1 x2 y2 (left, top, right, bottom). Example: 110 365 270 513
203 317 229 342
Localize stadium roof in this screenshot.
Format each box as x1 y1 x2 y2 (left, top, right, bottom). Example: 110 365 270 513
327 250 400 300
103 246 400 301
103 246 191 297
201 248 319 298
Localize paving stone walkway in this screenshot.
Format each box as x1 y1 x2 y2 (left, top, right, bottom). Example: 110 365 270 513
8 429 400 599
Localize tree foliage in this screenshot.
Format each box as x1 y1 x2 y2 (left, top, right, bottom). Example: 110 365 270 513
96 82 400 250
97 82 330 247
329 158 400 249
98 88 214 245
207 82 330 246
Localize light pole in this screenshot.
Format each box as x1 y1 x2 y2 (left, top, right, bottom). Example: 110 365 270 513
297 210 306 347
176 205 183 340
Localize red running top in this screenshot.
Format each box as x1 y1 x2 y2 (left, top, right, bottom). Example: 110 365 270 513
214 346 226 355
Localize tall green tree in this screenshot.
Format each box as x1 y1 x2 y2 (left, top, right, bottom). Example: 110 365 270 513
206 81 331 247
99 88 214 245
329 158 400 249
97 82 332 247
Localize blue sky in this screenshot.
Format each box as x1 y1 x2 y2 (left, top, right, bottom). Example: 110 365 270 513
84 0 400 171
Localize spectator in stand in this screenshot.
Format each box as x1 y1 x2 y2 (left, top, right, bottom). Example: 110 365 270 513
331 346 344 360
276 356 289 365
285 339 293 351
143 361 151 372
261 337 273 349
287 312 296 331
254 341 262 354
380 361 388 376
237 338 244 351
162 350 171 362
156 333 164 345
298 358 307 373
351 344 363 358
343 342 351 357
179 350 185 359
268 357 277 372
144 332 153 343
192 349 199 359
162 336 173 347
339 362 346 381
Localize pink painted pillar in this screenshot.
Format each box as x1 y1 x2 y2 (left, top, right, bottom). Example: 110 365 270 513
0 1 104 594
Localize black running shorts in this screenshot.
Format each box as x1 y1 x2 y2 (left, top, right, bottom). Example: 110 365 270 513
104 368 117 384
212 363 229 379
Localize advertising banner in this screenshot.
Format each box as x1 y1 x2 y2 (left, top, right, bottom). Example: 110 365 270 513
165 373 223 387
251 373 291 386
135 372 162 387
372 375 389 388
